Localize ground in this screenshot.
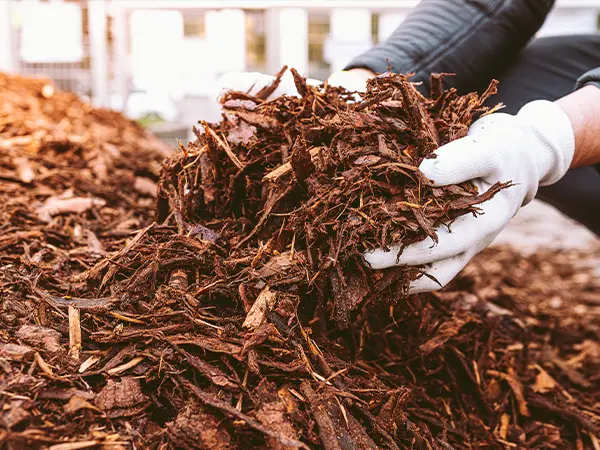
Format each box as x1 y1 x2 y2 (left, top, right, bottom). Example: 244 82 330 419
494 199 599 275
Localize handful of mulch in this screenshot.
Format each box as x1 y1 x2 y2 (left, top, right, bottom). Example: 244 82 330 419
155 68 507 328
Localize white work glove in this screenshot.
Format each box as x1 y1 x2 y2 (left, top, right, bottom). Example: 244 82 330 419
216 70 368 100
364 100 575 293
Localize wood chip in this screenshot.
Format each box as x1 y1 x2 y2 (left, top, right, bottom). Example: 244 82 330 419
106 356 145 376
68 306 82 360
78 356 100 373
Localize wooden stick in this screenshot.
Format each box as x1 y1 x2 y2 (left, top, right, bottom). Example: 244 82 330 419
201 121 245 170
263 147 322 182
68 306 81 361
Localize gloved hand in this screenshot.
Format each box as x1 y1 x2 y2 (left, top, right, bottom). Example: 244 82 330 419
364 100 575 293
216 69 370 100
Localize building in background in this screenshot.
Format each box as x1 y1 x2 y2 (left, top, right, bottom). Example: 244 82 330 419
1 0 599 143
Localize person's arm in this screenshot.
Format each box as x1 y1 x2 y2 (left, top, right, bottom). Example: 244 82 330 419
364 74 600 293
565 69 600 167
345 0 555 94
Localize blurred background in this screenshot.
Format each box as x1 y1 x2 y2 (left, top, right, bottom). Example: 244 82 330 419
2 0 600 143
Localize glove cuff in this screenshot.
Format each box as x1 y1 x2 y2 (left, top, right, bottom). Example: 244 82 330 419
516 100 575 187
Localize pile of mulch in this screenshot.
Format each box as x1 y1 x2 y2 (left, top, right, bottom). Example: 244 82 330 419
0 72 173 265
0 70 598 450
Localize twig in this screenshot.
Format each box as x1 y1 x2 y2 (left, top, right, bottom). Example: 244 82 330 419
68 306 81 360
201 121 245 170
263 147 322 182
106 356 145 376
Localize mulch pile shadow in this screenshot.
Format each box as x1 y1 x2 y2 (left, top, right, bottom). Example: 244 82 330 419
1 69 598 450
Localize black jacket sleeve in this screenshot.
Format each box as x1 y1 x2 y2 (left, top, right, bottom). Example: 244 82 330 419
345 0 555 94
576 67 600 90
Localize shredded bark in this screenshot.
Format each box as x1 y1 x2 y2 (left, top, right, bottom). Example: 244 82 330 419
0 70 598 450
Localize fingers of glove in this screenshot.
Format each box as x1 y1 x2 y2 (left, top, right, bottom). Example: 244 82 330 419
363 215 475 269
418 114 516 187
401 213 486 264
364 211 486 269
407 202 510 295
408 253 470 294
363 244 407 270
327 71 367 92
419 136 502 187
363 191 512 269
466 113 509 135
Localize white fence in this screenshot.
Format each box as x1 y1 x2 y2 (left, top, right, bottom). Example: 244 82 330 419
1 0 599 126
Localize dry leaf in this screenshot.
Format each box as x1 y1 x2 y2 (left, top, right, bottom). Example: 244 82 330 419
64 396 101 414
243 285 278 331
